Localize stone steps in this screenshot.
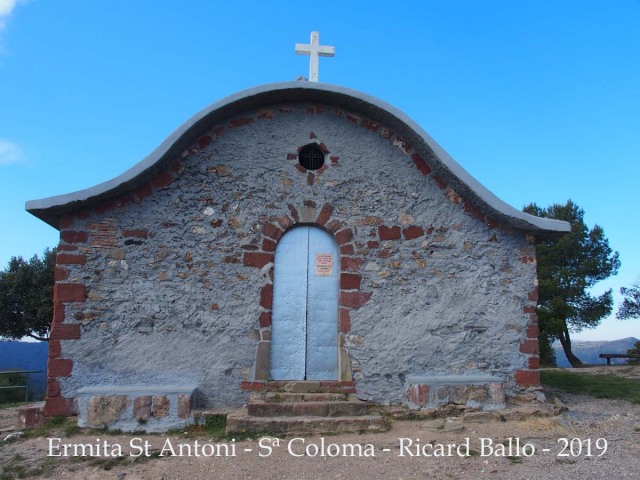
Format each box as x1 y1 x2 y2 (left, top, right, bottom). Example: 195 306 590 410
226 382 388 435
247 399 368 417
225 412 388 435
262 392 349 403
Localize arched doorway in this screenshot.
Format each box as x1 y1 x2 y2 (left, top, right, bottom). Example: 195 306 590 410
269 226 339 380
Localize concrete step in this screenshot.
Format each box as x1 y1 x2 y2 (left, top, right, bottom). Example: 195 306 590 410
247 400 369 417
261 381 355 394
281 381 323 393
262 392 349 403
226 412 389 435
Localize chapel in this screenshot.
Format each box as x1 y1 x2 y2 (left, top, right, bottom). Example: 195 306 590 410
26 35 569 432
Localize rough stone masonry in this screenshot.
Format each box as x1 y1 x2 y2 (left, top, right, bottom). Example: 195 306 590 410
26 82 569 430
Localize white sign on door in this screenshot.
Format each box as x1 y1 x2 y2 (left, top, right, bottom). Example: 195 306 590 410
315 253 333 276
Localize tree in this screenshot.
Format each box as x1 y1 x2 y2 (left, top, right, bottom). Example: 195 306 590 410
616 281 640 320
524 200 620 367
0 248 56 341
626 341 640 365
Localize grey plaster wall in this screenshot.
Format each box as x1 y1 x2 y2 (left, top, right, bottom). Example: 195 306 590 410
58 102 537 409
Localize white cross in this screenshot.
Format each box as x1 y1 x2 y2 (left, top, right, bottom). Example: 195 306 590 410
295 31 335 82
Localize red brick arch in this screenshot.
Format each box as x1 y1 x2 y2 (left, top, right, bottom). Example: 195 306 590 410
241 202 370 390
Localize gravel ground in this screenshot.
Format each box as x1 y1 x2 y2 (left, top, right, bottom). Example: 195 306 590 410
1 369 639 480
0 406 20 431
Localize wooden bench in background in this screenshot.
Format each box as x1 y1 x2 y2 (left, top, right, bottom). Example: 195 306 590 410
599 353 640 365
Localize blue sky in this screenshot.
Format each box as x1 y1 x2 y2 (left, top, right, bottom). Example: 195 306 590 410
0 0 638 341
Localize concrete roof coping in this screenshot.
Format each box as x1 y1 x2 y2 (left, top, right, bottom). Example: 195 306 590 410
76 385 197 395
25 81 570 234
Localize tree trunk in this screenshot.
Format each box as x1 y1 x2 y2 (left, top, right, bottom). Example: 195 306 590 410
559 325 583 367
26 332 49 342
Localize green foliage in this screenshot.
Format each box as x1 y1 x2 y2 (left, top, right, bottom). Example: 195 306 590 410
0 454 29 480
0 248 56 341
524 200 619 367
626 341 640 365
617 281 640 320
21 415 69 440
63 422 81 437
538 333 556 367
541 370 640 403
203 414 227 438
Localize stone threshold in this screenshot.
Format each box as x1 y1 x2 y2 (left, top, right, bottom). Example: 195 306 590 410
242 380 356 393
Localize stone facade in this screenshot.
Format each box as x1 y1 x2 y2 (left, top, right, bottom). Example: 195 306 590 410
28 83 565 427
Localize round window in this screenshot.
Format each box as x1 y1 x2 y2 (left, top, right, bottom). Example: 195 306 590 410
298 144 325 171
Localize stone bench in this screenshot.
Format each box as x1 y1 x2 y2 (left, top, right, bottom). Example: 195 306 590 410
76 385 197 432
405 375 505 411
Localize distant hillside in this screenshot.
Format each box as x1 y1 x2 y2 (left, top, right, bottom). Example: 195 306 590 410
0 341 48 400
553 337 639 367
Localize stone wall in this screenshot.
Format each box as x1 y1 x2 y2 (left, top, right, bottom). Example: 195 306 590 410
46 101 539 416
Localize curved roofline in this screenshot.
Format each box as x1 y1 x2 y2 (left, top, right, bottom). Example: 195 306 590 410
26 81 569 234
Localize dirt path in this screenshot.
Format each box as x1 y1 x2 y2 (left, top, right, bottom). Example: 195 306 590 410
0 406 20 431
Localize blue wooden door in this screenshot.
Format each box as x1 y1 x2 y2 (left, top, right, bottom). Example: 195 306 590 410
270 226 339 380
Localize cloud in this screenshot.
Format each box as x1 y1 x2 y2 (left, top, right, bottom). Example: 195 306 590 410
0 0 26 30
0 139 25 164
